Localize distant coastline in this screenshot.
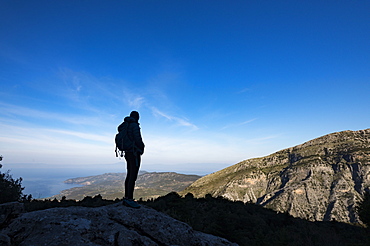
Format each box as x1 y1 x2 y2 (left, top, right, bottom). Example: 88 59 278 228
2 163 210 199
1 165 117 199
22 177 82 199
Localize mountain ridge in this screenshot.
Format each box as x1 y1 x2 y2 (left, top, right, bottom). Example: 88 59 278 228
181 128 370 223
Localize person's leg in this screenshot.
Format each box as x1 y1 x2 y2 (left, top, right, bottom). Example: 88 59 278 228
124 152 141 199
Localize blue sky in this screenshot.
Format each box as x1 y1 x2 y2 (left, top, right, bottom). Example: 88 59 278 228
1 1 369 175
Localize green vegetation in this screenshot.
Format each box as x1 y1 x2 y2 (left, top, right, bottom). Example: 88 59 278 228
0 155 31 204
260 163 289 174
143 192 370 246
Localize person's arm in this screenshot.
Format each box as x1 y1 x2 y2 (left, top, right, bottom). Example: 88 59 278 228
131 123 145 154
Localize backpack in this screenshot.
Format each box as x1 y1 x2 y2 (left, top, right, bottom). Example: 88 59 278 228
115 122 134 157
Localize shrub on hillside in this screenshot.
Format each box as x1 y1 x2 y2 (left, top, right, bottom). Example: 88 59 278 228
24 194 118 212
0 156 26 204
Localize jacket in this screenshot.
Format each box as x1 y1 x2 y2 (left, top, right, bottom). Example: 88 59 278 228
118 116 145 154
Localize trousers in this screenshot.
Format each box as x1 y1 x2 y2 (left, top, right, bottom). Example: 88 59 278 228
124 151 141 199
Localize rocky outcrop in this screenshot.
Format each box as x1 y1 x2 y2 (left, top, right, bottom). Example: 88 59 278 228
0 202 235 246
182 129 370 224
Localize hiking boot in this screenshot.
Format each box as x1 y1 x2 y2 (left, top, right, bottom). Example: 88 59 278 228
122 198 141 209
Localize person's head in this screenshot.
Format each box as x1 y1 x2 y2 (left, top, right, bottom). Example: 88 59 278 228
130 111 140 121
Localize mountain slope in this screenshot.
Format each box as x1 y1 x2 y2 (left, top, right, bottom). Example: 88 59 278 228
181 129 370 223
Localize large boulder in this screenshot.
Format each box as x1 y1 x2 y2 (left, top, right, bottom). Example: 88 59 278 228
1 203 236 245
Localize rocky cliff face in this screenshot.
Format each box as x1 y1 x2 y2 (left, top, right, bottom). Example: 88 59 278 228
182 129 370 224
0 202 235 246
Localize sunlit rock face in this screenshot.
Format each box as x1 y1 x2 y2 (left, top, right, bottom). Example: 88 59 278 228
182 129 370 223
0 203 236 246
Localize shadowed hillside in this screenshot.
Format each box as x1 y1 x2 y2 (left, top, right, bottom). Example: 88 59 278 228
2 193 368 246
143 192 370 246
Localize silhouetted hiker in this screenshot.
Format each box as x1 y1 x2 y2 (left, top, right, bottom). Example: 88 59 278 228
117 111 145 208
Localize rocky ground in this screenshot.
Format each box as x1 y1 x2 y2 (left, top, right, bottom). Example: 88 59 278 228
0 201 236 246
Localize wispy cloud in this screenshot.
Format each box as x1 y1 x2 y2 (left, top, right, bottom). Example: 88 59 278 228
151 107 198 130
0 68 275 169
46 129 111 144
57 68 152 115
244 134 282 144
221 118 257 130
237 88 251 94
143 133 248 166
0 102 107 127
0 122 114 165
122 91 145 109
0 123 111 145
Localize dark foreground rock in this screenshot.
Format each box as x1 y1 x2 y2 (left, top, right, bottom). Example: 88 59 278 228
0 202 236 246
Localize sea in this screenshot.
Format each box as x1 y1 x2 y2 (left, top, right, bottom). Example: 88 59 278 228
1 163 125 199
